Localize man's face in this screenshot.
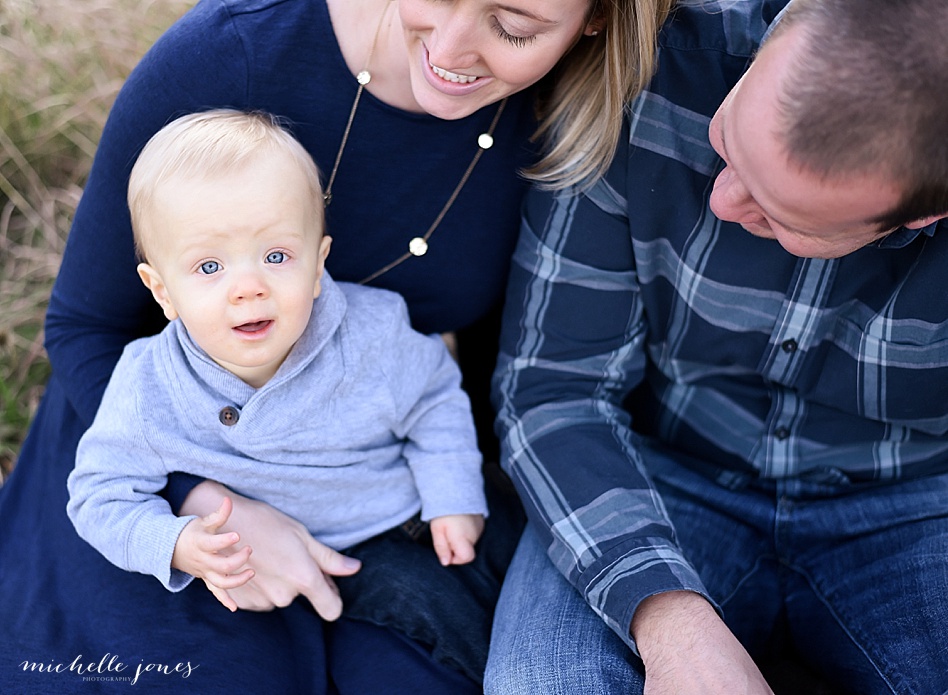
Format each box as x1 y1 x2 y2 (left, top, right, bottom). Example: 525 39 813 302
707 26 904 259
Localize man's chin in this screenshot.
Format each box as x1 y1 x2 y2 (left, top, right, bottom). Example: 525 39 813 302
741 223 775 239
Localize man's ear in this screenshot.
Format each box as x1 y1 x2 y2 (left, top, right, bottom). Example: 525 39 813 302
137 262 179 321
904 213 948 230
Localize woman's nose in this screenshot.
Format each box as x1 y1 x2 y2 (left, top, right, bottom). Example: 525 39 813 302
426 12 478 71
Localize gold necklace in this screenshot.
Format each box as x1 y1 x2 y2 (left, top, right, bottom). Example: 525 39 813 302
323 0 508 286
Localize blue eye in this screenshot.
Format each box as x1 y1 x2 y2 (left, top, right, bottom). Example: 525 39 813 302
199 260 221 275
266 251 287 264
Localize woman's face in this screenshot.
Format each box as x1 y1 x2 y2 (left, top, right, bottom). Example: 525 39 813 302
398 0 596 120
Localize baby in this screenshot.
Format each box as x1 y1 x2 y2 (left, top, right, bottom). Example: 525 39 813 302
67 109 487 613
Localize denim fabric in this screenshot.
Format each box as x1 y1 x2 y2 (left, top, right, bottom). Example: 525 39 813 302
336 464 524 684
485 525 646 695
326 620 481 695
487 450 948 695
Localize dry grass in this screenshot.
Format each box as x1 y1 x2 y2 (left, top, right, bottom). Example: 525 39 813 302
0 0 194 479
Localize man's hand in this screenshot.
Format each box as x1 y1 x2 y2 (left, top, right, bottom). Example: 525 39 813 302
632 591 774 695
171 496 254 612
180 481 361 620
429 513 485 566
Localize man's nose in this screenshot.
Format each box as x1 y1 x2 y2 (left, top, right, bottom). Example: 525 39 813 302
709 166 759 224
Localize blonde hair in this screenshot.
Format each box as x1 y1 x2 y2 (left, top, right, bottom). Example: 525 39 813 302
529 0 675 191
128 109 324 261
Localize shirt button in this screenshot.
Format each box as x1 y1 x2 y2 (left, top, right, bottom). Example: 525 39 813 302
219 406 240 426
781 339 798 353
775 426 790 440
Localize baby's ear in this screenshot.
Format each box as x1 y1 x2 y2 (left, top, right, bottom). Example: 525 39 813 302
137 263 179 321
313 235 333 298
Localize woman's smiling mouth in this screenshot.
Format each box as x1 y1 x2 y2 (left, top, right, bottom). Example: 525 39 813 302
429 63 479 84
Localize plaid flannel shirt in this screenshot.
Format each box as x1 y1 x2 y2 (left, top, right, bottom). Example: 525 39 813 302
493 0 948 650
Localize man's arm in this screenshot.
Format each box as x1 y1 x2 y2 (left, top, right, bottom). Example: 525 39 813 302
491 137 712 652
633 592 773 694
492 118 773 694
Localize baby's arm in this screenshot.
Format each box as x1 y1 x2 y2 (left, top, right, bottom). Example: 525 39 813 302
171 496 255 611
429 514 485 566
383 310 488 556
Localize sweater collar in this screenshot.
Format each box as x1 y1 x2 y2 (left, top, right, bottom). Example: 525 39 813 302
172 271 348 403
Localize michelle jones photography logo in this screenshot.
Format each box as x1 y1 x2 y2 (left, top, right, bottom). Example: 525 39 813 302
18 653 198 686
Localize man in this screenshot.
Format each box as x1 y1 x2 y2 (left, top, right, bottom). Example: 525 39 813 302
487 0 948 692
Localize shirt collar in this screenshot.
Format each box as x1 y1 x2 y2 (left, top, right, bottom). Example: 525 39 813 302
873 220 939 249
760 0 795 45
173 271 347 398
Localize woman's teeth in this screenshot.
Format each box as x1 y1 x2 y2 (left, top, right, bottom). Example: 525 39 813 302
430 64 478 84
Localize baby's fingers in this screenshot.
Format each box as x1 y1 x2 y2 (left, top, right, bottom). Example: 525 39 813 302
431 530 453 566
201 496 235 533
447 539 476 565
195 528 244 555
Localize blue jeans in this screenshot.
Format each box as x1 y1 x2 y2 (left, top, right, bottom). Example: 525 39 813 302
335 461 525 685
485 454 948 695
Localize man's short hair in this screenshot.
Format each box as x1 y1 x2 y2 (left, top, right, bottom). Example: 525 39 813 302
773 0 948 229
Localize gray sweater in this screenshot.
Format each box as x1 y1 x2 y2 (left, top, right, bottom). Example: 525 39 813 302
67 275 486 591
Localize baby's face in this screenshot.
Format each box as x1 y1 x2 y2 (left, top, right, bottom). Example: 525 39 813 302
137 153 329 388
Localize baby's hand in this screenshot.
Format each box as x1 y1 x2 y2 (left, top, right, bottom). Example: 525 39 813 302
172 496 255 611
429 514 485 566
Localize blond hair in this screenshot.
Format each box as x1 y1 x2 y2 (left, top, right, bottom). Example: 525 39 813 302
128 109 324 261
529 0 675 190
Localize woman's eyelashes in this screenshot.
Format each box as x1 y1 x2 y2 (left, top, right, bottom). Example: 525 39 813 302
490 17 536 47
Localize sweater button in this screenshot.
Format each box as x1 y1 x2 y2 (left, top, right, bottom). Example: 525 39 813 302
219 406 240 426
781 339 798 353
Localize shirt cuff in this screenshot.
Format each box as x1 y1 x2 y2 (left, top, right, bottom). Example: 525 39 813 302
576 539 720 656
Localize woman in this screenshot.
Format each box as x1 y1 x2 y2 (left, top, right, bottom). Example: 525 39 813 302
0 0 671 691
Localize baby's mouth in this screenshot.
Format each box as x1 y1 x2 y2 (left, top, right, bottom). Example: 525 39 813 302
429 63 479 84
234 320 273 333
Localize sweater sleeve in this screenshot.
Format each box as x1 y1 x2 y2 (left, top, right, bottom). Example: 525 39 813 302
382 299 487 521
67 349 197 591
